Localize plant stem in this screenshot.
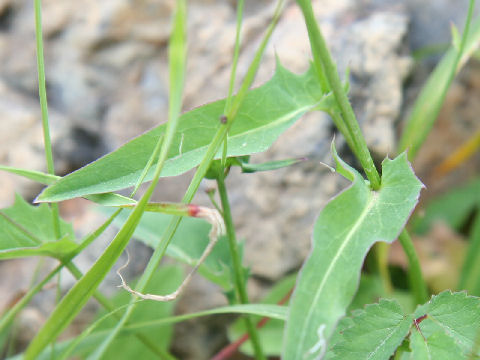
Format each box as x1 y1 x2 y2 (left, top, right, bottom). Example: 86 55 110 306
296 0 429 303
216 175 265 360
398 230 428 304
95 3 284 357
34 0 61 240
296 0 380 190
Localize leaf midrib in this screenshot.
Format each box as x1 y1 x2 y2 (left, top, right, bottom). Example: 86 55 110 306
296 187 377 358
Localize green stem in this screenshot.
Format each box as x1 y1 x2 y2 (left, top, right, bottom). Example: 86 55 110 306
296 0 429 303
224 0 245 113
34 0 61 239
216 175 265 360
398 230 428 304
96 3 284 357
375 242 393 294
296 0 380 190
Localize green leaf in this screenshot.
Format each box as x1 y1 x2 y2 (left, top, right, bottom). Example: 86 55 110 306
411 177 480 234
283 147 423 360
409 328 464 360
0 165 137 207
413 291 480 358
459 213 480 294
36 63 329 202
0 194 75 260
235 157 306 173
330 299 413 360
0 165 59 185
30 265 183 360
451 23 462 52
102 208 234 289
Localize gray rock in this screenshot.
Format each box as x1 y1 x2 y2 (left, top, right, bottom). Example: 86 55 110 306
0 79 69 206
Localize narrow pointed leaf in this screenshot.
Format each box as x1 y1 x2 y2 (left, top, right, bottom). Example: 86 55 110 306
0 165 59 185
0 165 137 207
37 63 329 202
0 194 75 259
238 157 305 173
398 15 480 159
283 148 423 360
8 304 287 360
330 299 413 360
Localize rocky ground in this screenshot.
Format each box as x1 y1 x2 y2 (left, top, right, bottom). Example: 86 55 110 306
0 0 479 359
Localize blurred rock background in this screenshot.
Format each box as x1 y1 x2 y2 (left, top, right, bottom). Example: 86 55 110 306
0 0 479 358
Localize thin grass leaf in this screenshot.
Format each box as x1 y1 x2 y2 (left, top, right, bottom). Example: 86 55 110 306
0 165 137 207
24 0 187 355
87 1 187 358
7 303 286 360
101 4 285 360
398 9 480 160
0 165 59 185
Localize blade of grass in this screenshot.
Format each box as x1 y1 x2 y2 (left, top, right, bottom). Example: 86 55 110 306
34 0 60 240
87 1 187 358
398 0 478 160
24 0 187 355
99 2 284 359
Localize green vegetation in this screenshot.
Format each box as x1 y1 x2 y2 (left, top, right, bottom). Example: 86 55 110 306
1 0 479 359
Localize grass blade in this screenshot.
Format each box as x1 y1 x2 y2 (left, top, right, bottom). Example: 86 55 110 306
398 2 479 159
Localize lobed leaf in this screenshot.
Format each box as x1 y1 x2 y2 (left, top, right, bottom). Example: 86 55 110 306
330 299 413 360
36 63 329 203
413 291 480 357
0 194 75 260
409 328 464 360
283 146 423 360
